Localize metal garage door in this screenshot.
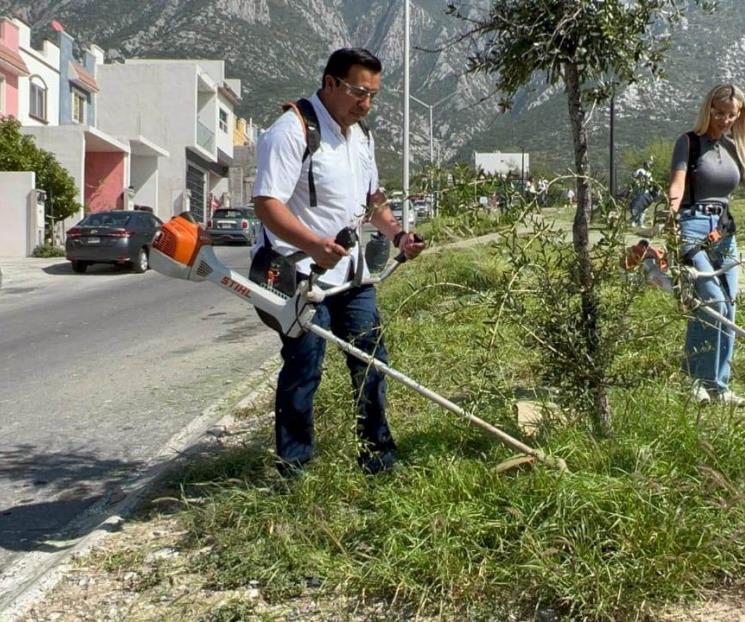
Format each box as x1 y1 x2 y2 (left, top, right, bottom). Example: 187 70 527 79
186 165 206 223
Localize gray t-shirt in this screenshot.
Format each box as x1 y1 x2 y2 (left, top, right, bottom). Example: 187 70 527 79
671 133 741 205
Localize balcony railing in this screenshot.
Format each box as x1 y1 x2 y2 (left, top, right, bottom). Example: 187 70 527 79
197 118 215 153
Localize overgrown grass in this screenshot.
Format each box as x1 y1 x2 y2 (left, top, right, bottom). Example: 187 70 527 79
417 203 533 245
172 235 745 621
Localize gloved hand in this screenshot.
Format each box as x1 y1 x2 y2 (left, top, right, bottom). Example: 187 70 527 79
397 232 426 260
311 227 358 273
393 232 425 262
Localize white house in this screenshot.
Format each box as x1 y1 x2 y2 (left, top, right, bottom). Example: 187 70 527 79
474 151 530 178
13 17 60 127
96 58 241 223
8 19 168 233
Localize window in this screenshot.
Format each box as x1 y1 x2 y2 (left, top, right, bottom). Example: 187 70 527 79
29 76 47 122
82 212 132 227
72 89 86 124
0 75 5 115
219 108 228 133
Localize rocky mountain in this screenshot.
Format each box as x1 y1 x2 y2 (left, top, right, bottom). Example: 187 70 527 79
1 0 744 184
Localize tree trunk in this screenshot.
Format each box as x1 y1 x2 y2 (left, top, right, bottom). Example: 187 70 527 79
564 62 612 437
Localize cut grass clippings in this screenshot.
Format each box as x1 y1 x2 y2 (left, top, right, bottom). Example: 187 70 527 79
170 239 745 621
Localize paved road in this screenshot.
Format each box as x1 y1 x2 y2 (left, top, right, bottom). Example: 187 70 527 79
0 247 278 602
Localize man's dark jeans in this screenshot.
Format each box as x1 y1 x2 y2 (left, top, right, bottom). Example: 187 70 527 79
275 284 396 476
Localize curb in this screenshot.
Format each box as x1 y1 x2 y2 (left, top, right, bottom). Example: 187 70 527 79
0 356 281 621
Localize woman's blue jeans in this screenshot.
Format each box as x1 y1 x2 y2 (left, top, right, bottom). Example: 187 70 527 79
274 284 395 474
679 211 739 392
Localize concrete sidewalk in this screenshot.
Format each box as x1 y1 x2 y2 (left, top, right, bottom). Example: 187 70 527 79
0 256 71 290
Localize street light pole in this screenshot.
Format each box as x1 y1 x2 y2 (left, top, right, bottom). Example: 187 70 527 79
411 91 458 166
402 0 411 232
609 86 616 197
428 105 433 163
521 147 525 185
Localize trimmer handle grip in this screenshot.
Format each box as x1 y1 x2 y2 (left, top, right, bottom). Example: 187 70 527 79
311 226 358 275
394 234 425 263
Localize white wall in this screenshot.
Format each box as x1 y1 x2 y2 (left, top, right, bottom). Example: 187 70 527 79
131 155 159 210
0 171 36 257
474 152 530 177
190 60 224 88
210 174 229 202
96 62 199 220
22 126 85 228
216 91 234 159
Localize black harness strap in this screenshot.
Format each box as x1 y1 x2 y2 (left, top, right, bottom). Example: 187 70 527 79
295 98 321 208
358 119 370 141
283 99 372 209
685 130 701 205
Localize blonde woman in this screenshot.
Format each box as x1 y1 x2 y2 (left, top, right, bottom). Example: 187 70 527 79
669 83 745 405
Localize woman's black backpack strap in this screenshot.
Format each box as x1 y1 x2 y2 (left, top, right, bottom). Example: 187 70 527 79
684 131 736 236
686 131 701 204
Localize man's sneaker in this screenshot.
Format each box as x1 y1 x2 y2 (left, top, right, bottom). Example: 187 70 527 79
716 390 745 407
691 381 711 405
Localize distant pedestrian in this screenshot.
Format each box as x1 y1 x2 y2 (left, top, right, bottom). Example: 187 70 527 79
629 160 657 226
537 177 549 207
525 176 537 203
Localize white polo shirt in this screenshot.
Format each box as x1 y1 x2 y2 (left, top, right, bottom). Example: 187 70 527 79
252 92 378 285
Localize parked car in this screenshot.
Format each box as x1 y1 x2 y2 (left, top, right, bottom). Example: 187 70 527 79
65 210 163 274
389 200 416 228
413 199 432 219
207 207 259 245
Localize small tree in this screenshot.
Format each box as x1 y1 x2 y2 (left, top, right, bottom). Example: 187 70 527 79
0 116 81 240
448 0 716 435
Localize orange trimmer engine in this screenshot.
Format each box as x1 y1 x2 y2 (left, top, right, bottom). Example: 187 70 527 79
154 212 210 265
150 212 213 281
150 211 317 337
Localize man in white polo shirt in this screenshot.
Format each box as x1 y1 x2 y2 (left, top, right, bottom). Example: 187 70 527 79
253 48 425 477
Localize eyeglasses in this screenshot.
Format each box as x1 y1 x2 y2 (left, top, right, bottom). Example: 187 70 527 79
334 76 378 102
711 107 740 121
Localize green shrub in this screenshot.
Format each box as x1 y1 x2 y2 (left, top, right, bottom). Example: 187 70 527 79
32 243 65 258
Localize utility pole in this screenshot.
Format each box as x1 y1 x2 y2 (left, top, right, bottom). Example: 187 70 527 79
521 147 525 185
609 86 616 197
402 0 411 232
